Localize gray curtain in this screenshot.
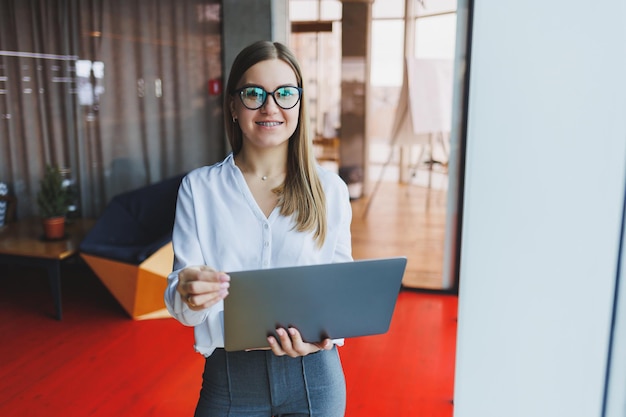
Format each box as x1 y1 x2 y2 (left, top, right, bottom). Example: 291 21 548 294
0 0 225 219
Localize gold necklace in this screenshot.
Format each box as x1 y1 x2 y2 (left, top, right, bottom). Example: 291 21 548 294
237 159 283 182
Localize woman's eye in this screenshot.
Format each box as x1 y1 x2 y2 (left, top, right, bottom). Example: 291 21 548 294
277 88 294 97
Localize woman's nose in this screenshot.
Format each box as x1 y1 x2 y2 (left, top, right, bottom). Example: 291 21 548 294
260 94 280 113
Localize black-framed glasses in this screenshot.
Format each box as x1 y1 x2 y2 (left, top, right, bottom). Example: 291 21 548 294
233 85 302 110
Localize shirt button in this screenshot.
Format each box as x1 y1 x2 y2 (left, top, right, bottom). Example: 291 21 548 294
263 224 269 229
264 241 269 247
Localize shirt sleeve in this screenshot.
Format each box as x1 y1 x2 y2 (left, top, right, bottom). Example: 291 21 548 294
332 176 353 264
164 174 215 327
319 168 353 264
327 174 352 347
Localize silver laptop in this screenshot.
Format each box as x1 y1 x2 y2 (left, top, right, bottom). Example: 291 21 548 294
223 257 407 351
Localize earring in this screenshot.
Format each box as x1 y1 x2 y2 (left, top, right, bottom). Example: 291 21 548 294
232 116 237 123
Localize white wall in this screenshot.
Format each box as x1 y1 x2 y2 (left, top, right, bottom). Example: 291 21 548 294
453 1 626 416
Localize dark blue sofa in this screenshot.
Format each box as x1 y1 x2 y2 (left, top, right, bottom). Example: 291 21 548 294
79 174 185 319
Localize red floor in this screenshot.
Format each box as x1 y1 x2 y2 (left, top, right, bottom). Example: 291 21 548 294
0 262 457 416
342 291 457 416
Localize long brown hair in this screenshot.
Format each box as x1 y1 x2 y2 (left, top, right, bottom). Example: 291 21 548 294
224 41 327 247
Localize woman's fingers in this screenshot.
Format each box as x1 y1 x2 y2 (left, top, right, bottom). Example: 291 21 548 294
180 266 229 285
268 327 330 357
268 328 291 356
267 334 286 356
186 287 229 310
315 338 334 351
185 278 230 297
177 266 230 310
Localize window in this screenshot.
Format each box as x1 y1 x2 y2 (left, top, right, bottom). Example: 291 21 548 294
290 0 342 139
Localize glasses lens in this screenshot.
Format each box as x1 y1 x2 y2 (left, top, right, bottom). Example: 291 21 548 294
239 87 266 110
273 86 301 109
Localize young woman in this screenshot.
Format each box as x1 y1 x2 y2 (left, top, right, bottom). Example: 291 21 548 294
164 41 353 416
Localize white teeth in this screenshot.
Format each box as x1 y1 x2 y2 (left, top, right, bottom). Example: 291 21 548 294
257 121 281 127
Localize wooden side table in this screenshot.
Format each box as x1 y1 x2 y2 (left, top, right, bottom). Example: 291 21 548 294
0 218 94 320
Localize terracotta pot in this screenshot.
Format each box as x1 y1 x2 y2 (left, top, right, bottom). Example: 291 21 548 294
42 216 66 240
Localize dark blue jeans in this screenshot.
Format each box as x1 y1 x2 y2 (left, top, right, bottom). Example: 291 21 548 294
194 347 346 417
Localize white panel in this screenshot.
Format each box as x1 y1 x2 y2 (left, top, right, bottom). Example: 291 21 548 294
454 0 626 416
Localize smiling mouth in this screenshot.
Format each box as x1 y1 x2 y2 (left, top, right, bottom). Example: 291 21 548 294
256 121 282 127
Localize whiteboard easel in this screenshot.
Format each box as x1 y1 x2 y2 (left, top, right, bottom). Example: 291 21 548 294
390 58 453 185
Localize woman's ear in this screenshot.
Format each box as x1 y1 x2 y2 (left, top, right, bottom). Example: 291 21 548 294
229 99 236 121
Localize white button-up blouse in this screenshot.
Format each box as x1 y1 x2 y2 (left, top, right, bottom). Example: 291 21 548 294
164 153 353 357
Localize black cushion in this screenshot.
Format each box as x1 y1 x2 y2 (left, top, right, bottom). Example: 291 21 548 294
80 174 185 264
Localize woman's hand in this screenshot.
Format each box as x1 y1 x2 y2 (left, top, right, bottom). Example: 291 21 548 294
267 327 333 357
176 265 230 311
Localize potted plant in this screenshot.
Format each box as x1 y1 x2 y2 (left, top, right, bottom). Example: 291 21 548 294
37 165 72 240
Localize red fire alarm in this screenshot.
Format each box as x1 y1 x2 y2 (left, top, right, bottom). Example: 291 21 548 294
208 79 222 96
